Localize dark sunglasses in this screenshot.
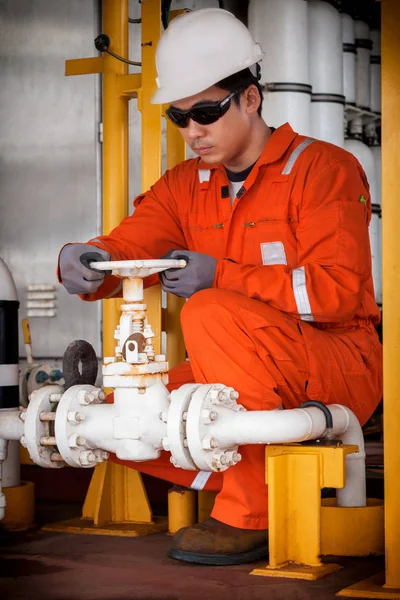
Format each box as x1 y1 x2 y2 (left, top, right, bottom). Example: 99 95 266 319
165 88 244 128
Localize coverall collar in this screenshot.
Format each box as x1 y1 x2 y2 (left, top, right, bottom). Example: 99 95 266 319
196 123 298 172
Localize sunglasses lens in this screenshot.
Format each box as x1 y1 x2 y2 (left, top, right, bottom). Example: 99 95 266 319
166 108 189 128
192 98 232 125
192 108 221 125
166 94 235 128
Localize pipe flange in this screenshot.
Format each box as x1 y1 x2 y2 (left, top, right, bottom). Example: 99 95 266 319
54 384 108 468
166 383 201 470
186 384 244 472
24 385 65 468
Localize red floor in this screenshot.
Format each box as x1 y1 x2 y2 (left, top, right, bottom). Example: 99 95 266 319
0 526 384 600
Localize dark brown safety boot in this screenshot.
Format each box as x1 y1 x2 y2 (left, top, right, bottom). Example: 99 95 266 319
168 517 269 565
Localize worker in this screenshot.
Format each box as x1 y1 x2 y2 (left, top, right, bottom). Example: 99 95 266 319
58 8 382 566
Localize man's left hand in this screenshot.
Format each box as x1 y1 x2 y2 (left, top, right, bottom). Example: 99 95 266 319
160 250 216 298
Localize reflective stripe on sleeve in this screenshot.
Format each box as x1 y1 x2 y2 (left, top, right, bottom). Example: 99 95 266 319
292 266 314 321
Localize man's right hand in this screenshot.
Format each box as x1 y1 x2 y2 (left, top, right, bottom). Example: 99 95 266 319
59 243 110 295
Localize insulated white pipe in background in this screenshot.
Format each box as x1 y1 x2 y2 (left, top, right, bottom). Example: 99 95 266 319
345 119 377 202
370 29 381 114
308 0 345 147
354 19 372 110
345 117 381 304
342 12 356 105
248 0 311 136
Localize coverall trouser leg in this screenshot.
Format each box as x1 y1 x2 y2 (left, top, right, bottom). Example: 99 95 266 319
111 289 382 530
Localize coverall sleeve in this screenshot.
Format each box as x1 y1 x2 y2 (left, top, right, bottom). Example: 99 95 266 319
213 159 372 323
77 172 188 301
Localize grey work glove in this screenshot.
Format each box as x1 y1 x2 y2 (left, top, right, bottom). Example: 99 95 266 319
59 243 110 295
160 250 217 298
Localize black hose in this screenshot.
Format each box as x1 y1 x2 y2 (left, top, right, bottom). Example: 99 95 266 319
299 400 333 429
63 340 98 390
161 0 172 29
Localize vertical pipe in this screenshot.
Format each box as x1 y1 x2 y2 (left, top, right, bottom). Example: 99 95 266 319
382 0 400 588
165 119 186 368
102 0 129 356
140 0 163 353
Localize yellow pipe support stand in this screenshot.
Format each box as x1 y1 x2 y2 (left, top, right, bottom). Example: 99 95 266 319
337 1 400 596
168 486 197 534
251 443 359 581
197 491 217 523
2 481 35 531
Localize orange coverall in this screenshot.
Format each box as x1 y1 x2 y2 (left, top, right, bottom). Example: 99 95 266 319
75 123 383 530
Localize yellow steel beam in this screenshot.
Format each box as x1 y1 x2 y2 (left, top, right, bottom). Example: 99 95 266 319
337 5 400 592
381 0 400 589
118 73 142 97
102 0 129 357
65 57 104 76
163 118 187 368
140 0 163 354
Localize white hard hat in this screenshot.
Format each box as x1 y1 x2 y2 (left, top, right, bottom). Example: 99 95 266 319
151 8 264 104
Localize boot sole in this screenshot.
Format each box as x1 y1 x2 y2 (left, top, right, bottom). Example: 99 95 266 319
167 543 269 566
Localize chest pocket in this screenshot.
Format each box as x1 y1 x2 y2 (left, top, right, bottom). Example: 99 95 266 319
181 212 226 258
241 175 297 267
241 138 315 267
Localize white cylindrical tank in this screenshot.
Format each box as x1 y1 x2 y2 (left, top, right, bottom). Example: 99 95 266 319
308 0 345 146
248 0 311 135
0 257 21 489
344 134 381 304
342 12 356 105
370 29 381 114
354 20 372 109
0 258 19 412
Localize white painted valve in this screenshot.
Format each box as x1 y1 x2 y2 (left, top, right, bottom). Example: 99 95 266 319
92 259 187 280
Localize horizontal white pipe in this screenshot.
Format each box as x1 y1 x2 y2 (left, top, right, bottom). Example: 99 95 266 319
0 409 24 441
209 404 366 507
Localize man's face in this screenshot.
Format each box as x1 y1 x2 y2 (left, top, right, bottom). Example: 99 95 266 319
170 85 252 166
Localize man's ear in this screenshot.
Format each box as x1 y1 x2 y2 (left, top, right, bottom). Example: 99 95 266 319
244 84 261 115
